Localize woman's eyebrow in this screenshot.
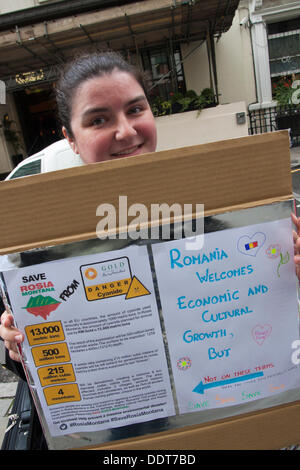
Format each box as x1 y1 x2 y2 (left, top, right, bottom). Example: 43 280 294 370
81 95 147 119
82 106 108 119
126 95 147 106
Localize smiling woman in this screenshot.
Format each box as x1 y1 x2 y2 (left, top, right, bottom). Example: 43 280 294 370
55 51 157 163
0 51 159 366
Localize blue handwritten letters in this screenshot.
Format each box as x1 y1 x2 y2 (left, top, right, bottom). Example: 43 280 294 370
169 247 228 269
152 217 300 413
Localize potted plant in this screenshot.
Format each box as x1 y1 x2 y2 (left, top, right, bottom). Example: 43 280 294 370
272 77 295 106
151 88 216 117
200 88 216 107
272 77 300 145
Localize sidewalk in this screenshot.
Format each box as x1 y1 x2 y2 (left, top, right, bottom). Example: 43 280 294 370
290 146 300 166
0 364 18 447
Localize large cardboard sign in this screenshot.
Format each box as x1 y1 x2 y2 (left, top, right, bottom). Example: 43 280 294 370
0 131 299 449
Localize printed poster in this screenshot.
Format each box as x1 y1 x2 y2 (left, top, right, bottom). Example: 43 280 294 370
2 245 175 436
152 218 300 414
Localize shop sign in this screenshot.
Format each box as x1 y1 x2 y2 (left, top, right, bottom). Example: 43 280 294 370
15 69 44 85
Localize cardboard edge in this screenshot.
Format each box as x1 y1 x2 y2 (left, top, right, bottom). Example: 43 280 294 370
80 400 300 450
0 131 290 187
0 131 292 254
0 194 293 255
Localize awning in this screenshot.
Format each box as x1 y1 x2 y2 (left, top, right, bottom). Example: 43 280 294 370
0 0 240 90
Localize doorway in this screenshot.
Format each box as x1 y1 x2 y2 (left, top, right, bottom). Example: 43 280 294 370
13 82 60 157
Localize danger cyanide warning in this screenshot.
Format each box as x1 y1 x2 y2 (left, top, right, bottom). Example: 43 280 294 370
80 257 150 301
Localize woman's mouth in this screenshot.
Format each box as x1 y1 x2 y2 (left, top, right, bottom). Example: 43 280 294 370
111 144 143 157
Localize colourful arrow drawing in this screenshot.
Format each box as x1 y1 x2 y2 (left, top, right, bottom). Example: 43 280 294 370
192 371 264 394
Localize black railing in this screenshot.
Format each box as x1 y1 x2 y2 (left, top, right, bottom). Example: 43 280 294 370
248 104 300 146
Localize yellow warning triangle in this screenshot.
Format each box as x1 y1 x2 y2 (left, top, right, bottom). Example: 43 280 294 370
125 276 151 299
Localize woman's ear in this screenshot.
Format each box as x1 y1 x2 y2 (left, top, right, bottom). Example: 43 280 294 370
62 126 79 154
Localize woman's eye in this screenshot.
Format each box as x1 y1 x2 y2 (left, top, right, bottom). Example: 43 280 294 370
92 117 106 126
129 106 143 115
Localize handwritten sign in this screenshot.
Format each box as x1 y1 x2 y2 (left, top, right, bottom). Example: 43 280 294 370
152 218 300 413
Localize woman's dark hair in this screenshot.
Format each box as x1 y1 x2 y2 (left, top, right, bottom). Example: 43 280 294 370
55 51 150 138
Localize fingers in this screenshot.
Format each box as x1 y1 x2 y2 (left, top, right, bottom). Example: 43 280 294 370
291 213 300 281
0 312 22 342
8 349 21 362
292 213 300 257
294 231 300 257
4 339 21 362
0 310 24 363
1 310 14 329
293 230 298 253
292 212 300 237
291 212 298 223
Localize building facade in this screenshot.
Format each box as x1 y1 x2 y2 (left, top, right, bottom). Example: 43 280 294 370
247 0 300 144
2 1 299 176
0 0 241 177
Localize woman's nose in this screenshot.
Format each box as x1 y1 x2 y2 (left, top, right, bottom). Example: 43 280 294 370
115 115 137 140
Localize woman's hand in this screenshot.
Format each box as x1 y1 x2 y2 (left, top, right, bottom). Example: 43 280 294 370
0 310 24 362
292 212 300 281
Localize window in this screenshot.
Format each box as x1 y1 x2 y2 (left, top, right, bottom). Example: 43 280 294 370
9 160 41 179
268 18 300 78
141 46 186 102
267 18 300 102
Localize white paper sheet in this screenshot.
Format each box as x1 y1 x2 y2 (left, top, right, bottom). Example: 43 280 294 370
3 245 175 436
152 218 300 414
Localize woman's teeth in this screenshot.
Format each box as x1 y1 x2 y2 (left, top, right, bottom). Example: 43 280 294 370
113 145 139 156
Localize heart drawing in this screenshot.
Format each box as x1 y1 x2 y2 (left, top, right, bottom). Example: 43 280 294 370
252 324 272 346
237 232 266 257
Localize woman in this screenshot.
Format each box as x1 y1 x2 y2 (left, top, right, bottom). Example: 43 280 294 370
57 51 157 163
1 51 158 362
2 50 300 360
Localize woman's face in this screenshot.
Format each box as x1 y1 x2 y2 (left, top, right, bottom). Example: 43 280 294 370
63 70 157 164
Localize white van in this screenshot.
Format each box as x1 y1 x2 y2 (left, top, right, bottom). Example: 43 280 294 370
6 139 83 180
